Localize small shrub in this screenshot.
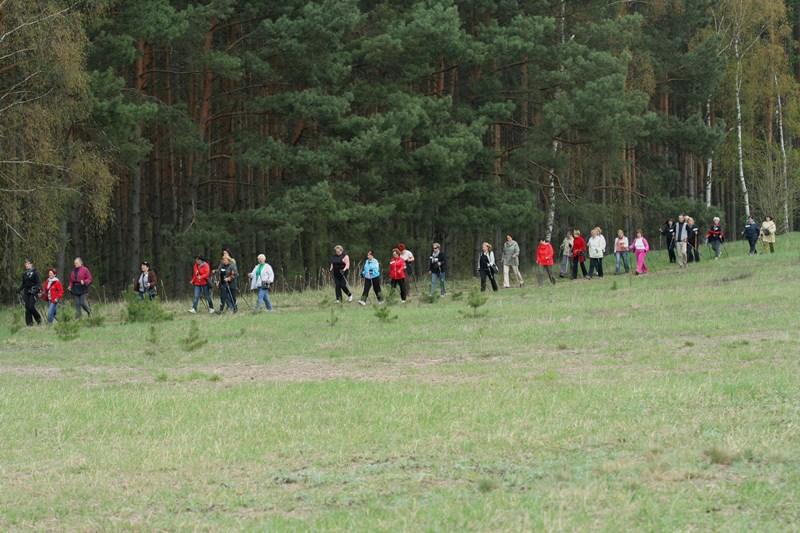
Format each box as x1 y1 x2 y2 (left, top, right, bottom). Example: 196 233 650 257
54 314 80 341
450 290 464 301
326 307 340 328
705 447 740 466
557 343 568 351
460 288 488 319
419 292 439 304
155 372 168 382
9 314 22 335
180 321 208 352
208 374 222 382
373 305 398 324
124 293 173 324
477 478 497 493
383 288 400 307
145 324 159 356
84 314 106 328
610 280 618 291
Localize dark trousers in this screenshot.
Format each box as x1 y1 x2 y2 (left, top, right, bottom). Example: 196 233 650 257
73 293 91 319
23 292 42 326
748 238 758 255
219 284 238 313
480 269 498 292
667 241 676 263
537 265 556 286
390 278 407 301
333 273 351 301
687 243 700 263
588 257 604 278
571 257 587 279
361 278 383 302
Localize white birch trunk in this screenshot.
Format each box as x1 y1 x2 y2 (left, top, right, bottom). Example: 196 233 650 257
774 73 790 232
705 98 713 207
734 38 751 218
544 0 566 242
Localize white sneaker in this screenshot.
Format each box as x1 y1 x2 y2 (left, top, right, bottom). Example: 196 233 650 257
400 300 406 304
358 300 366 306
189 308 197 314
347 295 353 302
209 308 215 314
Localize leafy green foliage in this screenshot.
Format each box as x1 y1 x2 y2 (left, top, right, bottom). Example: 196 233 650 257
55 315 80 342
460 288 488 319
124 293 174 323
180 321 207 352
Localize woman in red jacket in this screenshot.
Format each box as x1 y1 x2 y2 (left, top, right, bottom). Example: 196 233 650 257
388 248 408 303
571 229 588 279
536 238 556 286
42 268 64 324
190 255 215 313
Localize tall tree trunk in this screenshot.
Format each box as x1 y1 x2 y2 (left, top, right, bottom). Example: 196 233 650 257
130 41 147 278
705 98 713 207
775 73 791 232
545 0 566 242
734 38 751 217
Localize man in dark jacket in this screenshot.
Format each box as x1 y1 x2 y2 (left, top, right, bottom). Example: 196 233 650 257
19 259 42 326
661 219 676 263
217 256 238 313
742 216 760 255
429 242 447 297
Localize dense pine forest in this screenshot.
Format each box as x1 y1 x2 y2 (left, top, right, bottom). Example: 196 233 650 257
2 0 799 298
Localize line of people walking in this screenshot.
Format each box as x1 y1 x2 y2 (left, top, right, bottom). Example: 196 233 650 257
14 214 783 325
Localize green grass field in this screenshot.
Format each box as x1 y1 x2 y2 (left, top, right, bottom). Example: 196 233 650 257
1 238 799 531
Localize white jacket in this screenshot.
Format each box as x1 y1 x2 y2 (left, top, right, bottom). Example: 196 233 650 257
249 263 275 290
588 235 606 259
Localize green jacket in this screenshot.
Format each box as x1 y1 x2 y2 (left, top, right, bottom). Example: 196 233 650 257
502 240 520 266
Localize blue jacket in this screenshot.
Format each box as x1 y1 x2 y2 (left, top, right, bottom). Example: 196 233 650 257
362 258 380 279
742 221 760 240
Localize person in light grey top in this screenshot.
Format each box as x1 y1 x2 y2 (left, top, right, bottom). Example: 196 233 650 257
501 234 524 288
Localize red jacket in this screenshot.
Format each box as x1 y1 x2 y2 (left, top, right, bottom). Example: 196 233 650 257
572 235 586 260
42 278 64 303
68 265 93 292
191 261 211 286
536 243 555 266
389 257 406 280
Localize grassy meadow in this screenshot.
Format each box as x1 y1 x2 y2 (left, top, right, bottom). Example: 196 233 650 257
1 237 799 531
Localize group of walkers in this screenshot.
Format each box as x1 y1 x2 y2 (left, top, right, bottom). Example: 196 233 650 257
13 213 782 325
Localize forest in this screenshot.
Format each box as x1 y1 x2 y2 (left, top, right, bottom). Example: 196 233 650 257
1 0 799 299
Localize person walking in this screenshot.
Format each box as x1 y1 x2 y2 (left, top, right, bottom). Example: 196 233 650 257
686 216 701 263
248 254 275 312
478 242 499 292
502 234 524 288
632 230 650 275
571 230 588 279
706 217 724 259
389 248 408 302
398 243 415 279
742 216 760 255
587 227 606 279
330 245 353 303
761 215 777 253
217 254 239 314
535 238 556 286
613 229 630 274
559 230 574 278
661 219 676 263
19 259 42 326
359 250 383 305
429 242 447 297
42 268 64 324
674 214 689 268
190 256 214 313
134 261 157 300
68 257 93 319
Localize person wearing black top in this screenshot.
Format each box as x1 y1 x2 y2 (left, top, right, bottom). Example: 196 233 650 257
742 216 760 255
478 242 499 292
429 242 447 297
19 259 42 326
330 245 353 302
706 217 724 259
686 216 700 263
661 219 676 263
217 256 238 313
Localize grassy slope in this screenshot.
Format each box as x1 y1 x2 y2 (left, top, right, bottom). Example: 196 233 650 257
1 237 798 531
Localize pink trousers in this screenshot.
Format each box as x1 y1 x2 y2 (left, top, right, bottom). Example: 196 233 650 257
635 252 648 273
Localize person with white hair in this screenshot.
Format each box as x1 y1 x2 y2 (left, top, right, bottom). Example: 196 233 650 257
248 253 275 311
706 216 724 260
